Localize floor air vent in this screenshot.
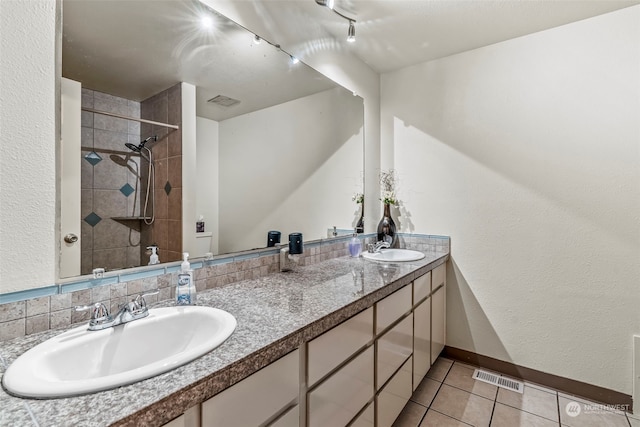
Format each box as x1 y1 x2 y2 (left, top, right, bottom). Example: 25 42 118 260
472 369 523 394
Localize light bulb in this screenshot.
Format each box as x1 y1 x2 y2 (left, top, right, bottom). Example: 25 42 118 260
254 35 261 44
290 55 300 65
347 21 356 43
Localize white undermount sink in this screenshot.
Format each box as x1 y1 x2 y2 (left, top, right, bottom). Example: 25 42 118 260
361 249 426 263
2 306 236 398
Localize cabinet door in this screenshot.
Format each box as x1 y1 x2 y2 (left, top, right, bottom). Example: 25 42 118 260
377 356 413 427
350 402 374 427
162 405 200 427
431 284 446 364
202 350 299 427
268 405 299 427
376 285 411 334
377 313 413 390
308 307 373 386
308 346 374 427
413 272 431 305
413 297 431 390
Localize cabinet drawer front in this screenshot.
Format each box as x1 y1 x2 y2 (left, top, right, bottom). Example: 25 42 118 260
431 285 446 364
413 298 431 390
269 405 299 427
202 350 299 427
377 356 413 427
432 263 446 288
377 313 413 390
376 285 411 334
413 272 431 305
350 402 374 427
308 346 374 427
308 307 373 386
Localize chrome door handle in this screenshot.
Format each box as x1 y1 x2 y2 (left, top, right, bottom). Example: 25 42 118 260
64 233 78 243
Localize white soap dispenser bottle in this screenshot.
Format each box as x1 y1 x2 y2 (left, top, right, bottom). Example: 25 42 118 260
147 245 160 265
348 229 362 257
176 252 196 305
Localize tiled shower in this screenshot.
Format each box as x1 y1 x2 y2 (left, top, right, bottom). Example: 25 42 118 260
80 84 182 275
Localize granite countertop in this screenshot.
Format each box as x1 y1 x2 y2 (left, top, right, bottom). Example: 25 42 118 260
0 251 448 427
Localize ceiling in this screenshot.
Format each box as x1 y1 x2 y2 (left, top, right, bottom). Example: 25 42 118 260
245 0 639 74
63 0 639 120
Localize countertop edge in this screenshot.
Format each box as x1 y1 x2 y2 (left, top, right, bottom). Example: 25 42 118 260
110 254 449 427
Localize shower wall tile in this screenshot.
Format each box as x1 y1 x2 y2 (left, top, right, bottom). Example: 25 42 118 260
94 128 129 153
81 150 94 189
153 137 168 160
93 157 128 190
81 222 93 254
168 190 181 222
81 88 94 108
167 220 182 254
81 111 94 128
93 220 129 250
151 219 169 251
94 91 128 109
93 248 127 272
153 188 169 220
128 245 142 268
81 126 94 148
168 128 182 156
94 114 129 134
81 250 93 275
154 158 168 192
93 189 128 218
168 156 182 188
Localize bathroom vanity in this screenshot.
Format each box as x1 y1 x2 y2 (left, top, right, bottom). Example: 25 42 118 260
0 249 448 427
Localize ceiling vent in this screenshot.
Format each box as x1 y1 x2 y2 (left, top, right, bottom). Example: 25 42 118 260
207 95 240 107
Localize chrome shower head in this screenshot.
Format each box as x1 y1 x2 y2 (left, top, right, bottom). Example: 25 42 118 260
125 136 157 153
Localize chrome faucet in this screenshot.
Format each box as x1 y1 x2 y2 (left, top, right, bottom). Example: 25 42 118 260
367 240 391 253
75 290 158 331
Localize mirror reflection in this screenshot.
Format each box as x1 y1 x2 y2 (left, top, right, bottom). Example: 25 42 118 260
60 0 364 278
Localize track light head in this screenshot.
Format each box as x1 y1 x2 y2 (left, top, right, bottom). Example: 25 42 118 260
347 20 355 42
315 0 335 9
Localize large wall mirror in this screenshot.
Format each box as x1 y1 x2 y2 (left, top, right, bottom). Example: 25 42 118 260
58 0 365 279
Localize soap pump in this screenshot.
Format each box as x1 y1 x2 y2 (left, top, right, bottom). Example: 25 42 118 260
348 229 362 258
147 245 160 265
176 252 196 305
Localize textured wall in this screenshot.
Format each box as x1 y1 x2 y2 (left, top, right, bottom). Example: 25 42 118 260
381 6 640 394
218 88 364 253
0 0 57 292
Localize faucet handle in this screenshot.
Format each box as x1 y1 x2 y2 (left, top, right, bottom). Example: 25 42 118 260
75 302 113 328
131 289 159 314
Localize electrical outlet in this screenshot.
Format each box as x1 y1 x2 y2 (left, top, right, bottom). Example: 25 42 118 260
92 268 105 279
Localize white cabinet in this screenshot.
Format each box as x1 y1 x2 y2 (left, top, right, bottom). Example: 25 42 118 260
350 403 375 427
308 346 374 427
413 271 431 304
376 285 411 334
202 350 299 427
377 313 413 390
269 405 299 427
377 356 413 427
431 264 446 364
413 297 431 390
308 307 373 386
163 406 200 427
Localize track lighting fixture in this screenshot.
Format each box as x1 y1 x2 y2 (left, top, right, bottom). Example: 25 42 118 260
314 0 357 43
347 20 355 42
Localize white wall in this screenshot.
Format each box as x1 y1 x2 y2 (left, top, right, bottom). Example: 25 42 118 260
0 0 57 292
202 0 381 234
218 87 363 253
196 116 219 254
381 5 640 394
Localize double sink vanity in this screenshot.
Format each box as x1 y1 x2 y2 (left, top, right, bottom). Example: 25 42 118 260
0 244 449 426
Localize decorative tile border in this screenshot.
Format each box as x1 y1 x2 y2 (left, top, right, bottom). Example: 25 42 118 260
0 234 450 342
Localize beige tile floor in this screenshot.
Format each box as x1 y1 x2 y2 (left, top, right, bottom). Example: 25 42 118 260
393 357 634 427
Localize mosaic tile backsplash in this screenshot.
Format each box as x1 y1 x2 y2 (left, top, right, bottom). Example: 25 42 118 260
0 234 449 342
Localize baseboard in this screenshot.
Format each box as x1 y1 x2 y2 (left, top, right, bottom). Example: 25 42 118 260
443 346 632 412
